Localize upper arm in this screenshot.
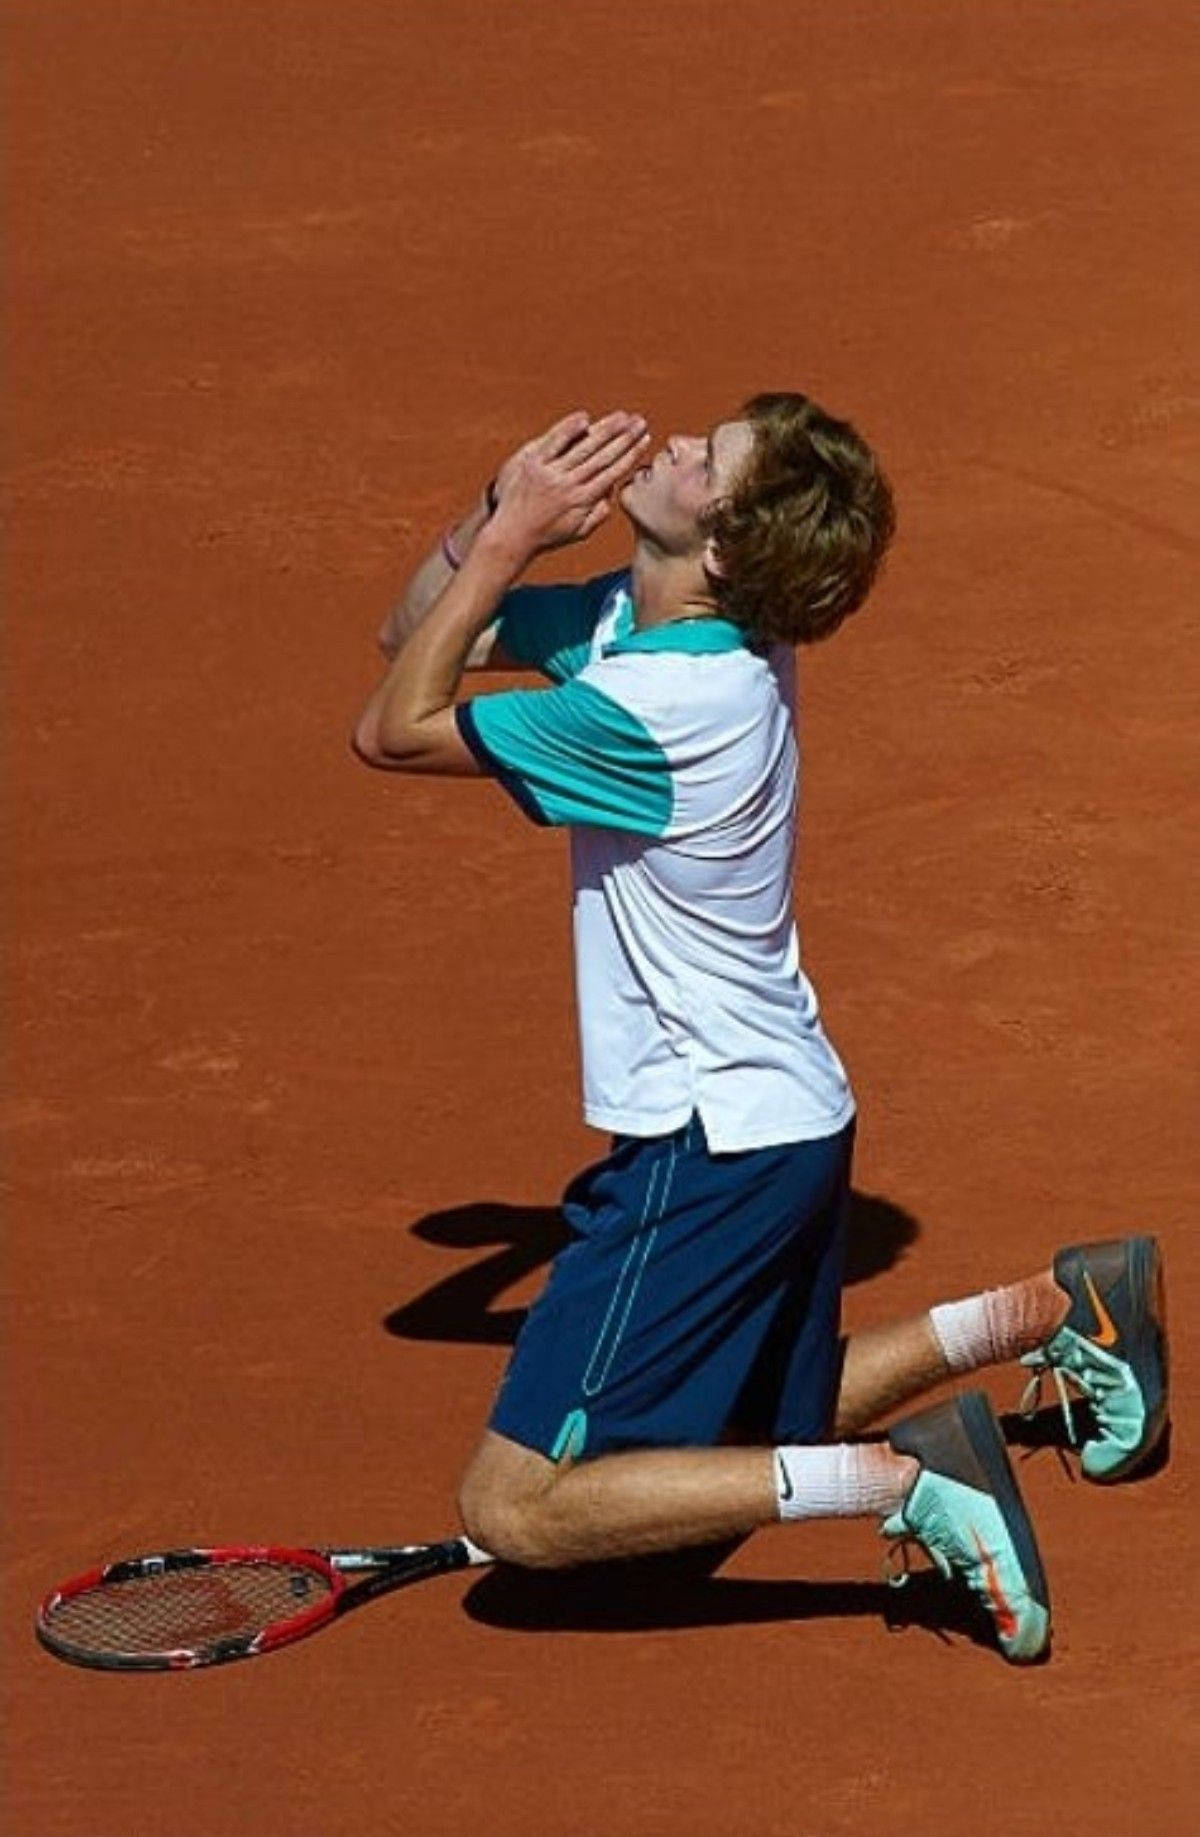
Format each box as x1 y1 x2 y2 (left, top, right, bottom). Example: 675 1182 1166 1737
455 675 673 833
385 569 624 676
353 702 488 776
380 620 524 673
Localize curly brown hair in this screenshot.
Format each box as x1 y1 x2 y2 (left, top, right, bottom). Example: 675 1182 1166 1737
700 391 896 646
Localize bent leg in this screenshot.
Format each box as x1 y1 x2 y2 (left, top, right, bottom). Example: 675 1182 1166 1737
833 1268 1070 1435
456 1264 1071 1567
457 1112 1069 1566
458 1428 914 1568
833 1313 949 1436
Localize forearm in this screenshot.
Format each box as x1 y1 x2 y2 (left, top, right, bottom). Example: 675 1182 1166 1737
377 487 494 658
357 526 526 757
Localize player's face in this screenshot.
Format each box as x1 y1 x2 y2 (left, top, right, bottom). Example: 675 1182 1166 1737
619 418 756 555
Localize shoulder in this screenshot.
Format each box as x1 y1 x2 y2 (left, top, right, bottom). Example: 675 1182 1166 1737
494 568 631 683
579 637 782 728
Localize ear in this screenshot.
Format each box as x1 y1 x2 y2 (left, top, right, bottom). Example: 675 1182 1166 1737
702 531 728 579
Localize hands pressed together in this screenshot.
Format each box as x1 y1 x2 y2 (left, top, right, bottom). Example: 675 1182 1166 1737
486 409 650 561
362 408 652 761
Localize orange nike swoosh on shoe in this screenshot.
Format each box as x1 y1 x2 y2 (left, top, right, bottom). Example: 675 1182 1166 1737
971 1529 1018 1643
1082 1270 1120 1347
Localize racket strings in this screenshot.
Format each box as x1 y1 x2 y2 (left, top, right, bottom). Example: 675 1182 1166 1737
42 1561 335 1658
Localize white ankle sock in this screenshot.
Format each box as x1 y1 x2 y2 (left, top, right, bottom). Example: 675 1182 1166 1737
928 1281 1050 1375
773 1443 911 1522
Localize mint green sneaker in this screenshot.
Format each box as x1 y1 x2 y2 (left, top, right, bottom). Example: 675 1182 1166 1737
882 1391 1051 1664
1020 1236 1169 1483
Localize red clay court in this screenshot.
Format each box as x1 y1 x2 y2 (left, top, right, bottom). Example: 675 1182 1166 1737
6 3 1198 1833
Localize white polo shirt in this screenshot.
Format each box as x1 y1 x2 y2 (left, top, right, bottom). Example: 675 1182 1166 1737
454 569 855 1152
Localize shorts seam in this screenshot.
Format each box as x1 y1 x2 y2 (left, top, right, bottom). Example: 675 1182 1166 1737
581 1136 679 1398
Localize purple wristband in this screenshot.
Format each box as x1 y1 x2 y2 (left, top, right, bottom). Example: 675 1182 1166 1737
441 528 464 571
485 475 500 517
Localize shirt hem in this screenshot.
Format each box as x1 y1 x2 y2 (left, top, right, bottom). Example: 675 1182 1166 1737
583 1091 857 1153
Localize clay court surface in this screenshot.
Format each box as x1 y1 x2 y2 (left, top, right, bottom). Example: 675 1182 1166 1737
6 2 1199 1831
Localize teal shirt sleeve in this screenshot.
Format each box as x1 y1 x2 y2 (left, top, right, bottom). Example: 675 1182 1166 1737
493 570 628 683
455 676 673 835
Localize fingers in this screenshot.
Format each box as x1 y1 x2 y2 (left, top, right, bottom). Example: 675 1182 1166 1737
539 410 592 458
576 497 612 541
581 436 651 502
561 412 649 482
508 408 649 553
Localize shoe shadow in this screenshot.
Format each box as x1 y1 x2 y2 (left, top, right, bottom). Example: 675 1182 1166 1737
460 1541 997 1655
1000 1403 1172 1482
383 1188 921 1348
999 1401 1084 1461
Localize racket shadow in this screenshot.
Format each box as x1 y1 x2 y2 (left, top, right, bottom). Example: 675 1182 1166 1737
383 1190 921 1348
460 1544 995 1654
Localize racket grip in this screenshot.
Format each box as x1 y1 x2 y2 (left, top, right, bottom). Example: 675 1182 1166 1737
330 1548 423 1572
329 1537 492 1574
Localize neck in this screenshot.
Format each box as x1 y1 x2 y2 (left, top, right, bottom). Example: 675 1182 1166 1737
629 538 721 631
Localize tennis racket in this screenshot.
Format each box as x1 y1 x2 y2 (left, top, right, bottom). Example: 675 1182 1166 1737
36 1535 492 1672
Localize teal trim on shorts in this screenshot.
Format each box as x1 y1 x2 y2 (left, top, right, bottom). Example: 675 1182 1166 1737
581 1137 679 1397
487 1117 856 1460
551 1409 589 1462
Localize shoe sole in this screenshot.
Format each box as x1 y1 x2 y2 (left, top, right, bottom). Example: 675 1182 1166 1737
1054 1234 1169 1482
889 1390 1051 1623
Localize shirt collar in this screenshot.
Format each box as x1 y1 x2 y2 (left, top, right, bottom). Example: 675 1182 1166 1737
600 588 750 658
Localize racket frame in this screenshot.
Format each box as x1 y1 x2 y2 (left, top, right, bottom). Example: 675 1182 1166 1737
36 1538 483 1672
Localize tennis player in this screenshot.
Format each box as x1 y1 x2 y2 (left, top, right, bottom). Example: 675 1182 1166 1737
354 397 1168 1662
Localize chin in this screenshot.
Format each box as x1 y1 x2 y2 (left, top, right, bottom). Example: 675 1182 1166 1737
617 489 646 532
618 482 658 539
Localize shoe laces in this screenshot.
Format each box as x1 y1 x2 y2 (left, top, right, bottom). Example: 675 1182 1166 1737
1018 1358 1080 1448
1019 1337 1131 1432
881 1530 952 1590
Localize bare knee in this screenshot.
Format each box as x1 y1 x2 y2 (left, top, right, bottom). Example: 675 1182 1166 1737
458 1431 562 1568
458 1485 556 1568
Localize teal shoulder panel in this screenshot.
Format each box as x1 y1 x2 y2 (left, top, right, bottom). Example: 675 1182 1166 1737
494 570 629 683
455 675 673 835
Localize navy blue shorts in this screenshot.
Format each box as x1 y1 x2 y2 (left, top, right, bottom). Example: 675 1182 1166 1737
488 1111 855 1462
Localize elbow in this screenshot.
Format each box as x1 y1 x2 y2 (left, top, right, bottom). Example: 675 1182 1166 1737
350 729 385 770
350 712 393 770
350 713 418 771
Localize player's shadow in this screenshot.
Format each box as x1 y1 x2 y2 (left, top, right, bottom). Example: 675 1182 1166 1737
459 1538 1009 1657
383 1188 921 1347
